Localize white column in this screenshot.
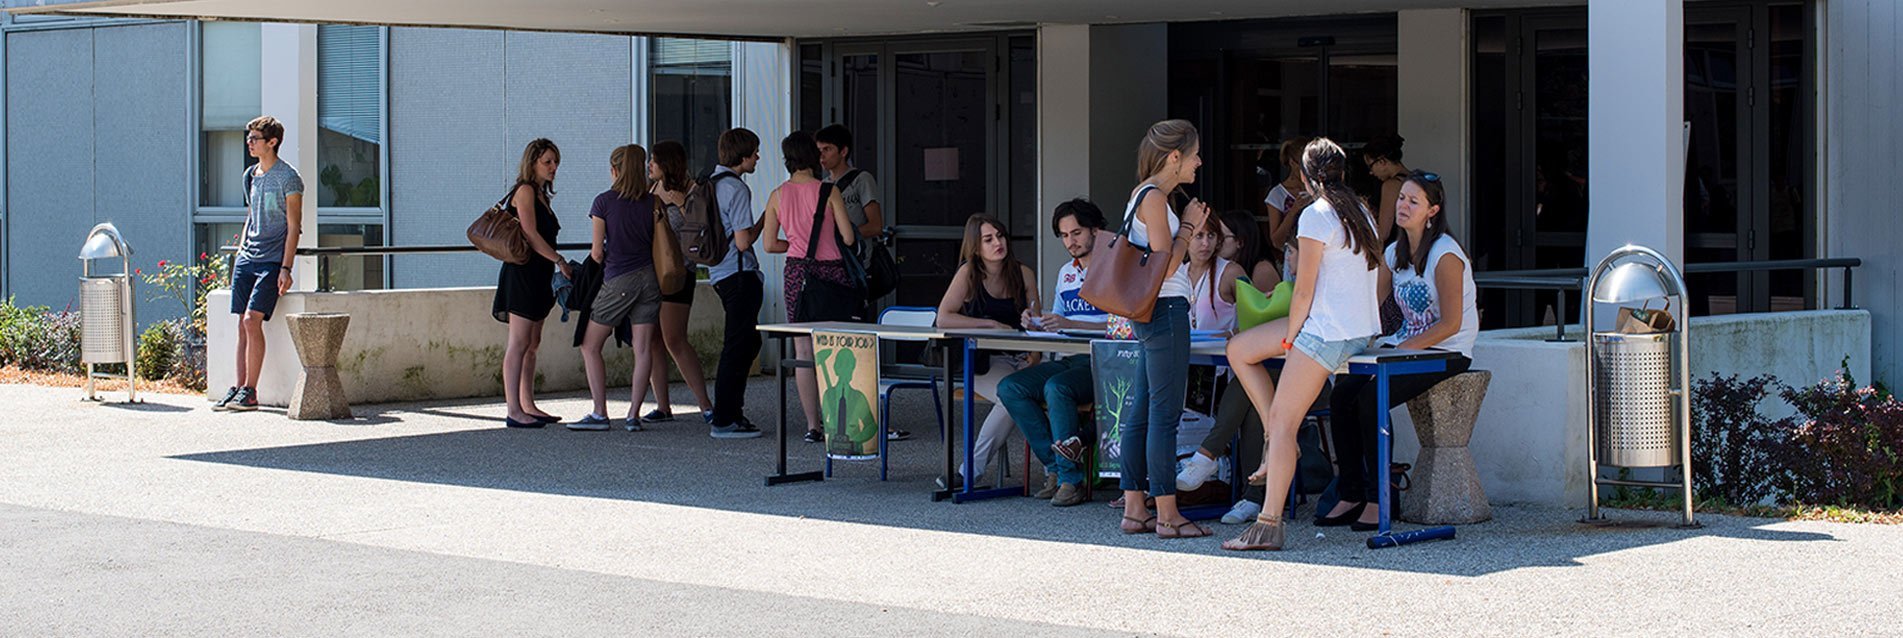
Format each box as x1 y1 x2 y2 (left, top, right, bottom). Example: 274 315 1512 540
1586 0 1685 266
732 39 793 321
1398 9 1471 239
1036 24 1092 303
260 23 319 290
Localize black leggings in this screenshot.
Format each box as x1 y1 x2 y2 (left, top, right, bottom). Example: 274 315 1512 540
1328 355 1471 503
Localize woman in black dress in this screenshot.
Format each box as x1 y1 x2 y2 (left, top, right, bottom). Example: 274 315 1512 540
496 138 572 428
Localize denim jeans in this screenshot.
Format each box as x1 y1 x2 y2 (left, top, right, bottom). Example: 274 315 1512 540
1121 297 1190 497
999 355 1094 485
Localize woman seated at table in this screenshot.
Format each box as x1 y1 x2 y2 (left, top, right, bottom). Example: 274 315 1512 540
934 213 1041 489
1182 212 1244 335
1318 169 1477 531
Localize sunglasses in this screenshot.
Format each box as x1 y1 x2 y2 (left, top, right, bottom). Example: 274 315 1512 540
1414 170 1441 183
245 135 265 143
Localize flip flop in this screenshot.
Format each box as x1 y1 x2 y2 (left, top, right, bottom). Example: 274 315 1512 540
1119 515 1157 535
1156 519 1212 539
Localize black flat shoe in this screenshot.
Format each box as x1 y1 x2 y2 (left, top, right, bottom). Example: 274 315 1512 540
1350 519 1381 532
532 414 562 424
505 417 545 429
1315 501 1368 527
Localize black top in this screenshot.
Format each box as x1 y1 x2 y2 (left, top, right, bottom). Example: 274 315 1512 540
493 185 562 322
963 281 1024 330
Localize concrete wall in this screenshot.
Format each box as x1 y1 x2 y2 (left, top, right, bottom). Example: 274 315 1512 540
4 22 190 322
1824 0 1902 388
207 282 728 406
1388 309 1872 507
1396 8 1470 239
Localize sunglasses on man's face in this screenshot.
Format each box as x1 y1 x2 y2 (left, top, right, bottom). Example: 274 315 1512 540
245 135 265 143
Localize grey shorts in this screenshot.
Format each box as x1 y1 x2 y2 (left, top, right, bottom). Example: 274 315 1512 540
592 267 662 326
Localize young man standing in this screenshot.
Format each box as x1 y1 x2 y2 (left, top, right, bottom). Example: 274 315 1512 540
813 124 884 247
214 116 303 412
997 199 1110 506
706 128 766 439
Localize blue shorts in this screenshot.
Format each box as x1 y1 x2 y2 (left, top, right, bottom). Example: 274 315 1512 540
230 260 283 320
1292 331 1370 373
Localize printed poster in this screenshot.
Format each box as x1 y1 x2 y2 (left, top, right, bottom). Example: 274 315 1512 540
1090 339 1144 479
814 329 880 461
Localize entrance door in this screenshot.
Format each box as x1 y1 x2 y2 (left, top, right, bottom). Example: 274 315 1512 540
800 35 1034 311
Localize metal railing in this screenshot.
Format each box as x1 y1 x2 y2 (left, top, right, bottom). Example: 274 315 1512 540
223 242 592 292
1473 257 1862 342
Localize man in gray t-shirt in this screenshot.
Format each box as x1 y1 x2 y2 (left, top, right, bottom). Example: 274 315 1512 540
215 115 304 413
815 125 884 256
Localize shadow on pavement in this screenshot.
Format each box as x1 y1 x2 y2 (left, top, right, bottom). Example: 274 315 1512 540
170 393 1840 578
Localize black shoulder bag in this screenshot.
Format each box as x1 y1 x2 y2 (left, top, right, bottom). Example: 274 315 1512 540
791 183 868 322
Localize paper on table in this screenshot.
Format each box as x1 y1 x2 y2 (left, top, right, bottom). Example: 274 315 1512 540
1025 330 1067 338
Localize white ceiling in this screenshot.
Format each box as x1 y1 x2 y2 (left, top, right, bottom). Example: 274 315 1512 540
11 0 1572 39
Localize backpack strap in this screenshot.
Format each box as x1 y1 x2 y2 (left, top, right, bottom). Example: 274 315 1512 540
835 169 863 190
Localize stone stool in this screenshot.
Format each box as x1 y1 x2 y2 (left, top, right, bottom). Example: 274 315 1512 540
1399 370 1492 524
286 312 352 420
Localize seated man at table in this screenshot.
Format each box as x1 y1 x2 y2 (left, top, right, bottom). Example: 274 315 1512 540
998 199 1110 506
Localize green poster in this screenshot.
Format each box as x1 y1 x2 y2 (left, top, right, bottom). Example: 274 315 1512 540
1091 339 1144 479
814 329 880 461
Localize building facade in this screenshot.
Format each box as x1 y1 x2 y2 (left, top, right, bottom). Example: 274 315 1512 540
2 0 1898 387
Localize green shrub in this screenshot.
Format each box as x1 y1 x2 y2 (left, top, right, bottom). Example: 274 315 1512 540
0 297 81 374
136 321 179 382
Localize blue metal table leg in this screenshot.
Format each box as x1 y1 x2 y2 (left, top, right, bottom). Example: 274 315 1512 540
1366 361 1456 548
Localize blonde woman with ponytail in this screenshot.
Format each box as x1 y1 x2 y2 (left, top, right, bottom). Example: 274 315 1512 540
1115 120 1214 539
1221 137 1384 551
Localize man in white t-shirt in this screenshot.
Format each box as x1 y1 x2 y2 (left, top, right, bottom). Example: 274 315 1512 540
997 199 1111 507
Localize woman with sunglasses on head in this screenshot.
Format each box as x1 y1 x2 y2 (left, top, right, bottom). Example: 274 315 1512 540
1220 137 1384 551
637 140 717 427
1314 169 1478 530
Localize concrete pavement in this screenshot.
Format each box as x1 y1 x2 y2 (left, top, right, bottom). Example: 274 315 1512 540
1 381 1899 636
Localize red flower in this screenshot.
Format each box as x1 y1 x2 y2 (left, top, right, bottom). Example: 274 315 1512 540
200 252 209 260
135 268 142 275
158 260 168 268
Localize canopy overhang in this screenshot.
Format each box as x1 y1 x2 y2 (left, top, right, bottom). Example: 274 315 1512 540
4 0 1561 39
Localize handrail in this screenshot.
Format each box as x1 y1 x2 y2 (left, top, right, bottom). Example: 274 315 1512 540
1473 256 1861 342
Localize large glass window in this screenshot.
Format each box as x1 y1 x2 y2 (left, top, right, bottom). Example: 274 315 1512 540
316 25 382 210
200 22 261 208
651 38 732 174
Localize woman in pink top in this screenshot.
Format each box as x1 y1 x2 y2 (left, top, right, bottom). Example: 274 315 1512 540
762 131 857 441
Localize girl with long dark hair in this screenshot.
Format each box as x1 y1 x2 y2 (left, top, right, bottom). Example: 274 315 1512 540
1222 137 1384 551
638 140 719 429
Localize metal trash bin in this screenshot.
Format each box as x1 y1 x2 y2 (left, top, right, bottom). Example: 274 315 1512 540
1583 244 1694 527
1591 332 1677 468
78 222 138 403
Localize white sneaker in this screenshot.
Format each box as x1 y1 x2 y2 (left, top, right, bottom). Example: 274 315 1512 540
1221 499 1264 525
1175 453 1220 491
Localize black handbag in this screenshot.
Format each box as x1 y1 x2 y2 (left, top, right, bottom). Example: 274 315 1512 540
792 183 868 323
864 232 899 300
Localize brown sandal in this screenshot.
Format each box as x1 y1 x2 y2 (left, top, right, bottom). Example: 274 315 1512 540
1221 515 1286 551
1156 518 1212 539
1120 515 1158 535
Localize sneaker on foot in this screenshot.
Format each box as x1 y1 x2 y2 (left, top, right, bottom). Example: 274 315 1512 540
623 416 646 432
802 429 825 443
1051 483 1088 507
886 428 912 441
1034 475 1060 500
1052 436 1088 464
567 414 611 431
701 410 716 425
1221 499 1264 525
641 409 674 422
227 387 259 412
1175 453 1220 491
212 386 241 411
710 420 764 439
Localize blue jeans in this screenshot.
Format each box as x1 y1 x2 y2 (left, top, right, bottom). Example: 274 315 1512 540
999 355 1094 485
1121 297 1190 497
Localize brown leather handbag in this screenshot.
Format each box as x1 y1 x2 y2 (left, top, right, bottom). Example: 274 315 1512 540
1079 185 1174 323
467 191 531 265
652 196 689 296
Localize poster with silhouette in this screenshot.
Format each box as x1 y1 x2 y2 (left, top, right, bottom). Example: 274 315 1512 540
1091 339 1144 479
814 330 880 461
